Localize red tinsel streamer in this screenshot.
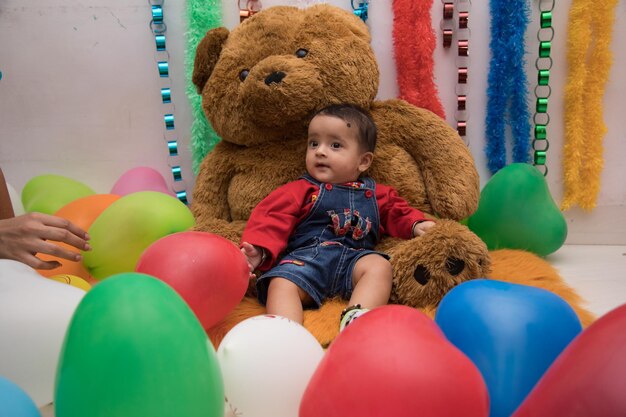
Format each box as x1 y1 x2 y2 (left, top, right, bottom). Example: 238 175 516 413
392 0 445 119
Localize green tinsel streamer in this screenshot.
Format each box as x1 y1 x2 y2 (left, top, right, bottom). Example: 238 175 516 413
185 0 223 174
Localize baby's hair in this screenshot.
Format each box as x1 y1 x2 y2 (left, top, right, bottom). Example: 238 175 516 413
312 104 377 152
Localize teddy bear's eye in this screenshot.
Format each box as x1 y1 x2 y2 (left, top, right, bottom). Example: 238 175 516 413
295 49 308 58
239 69 250 81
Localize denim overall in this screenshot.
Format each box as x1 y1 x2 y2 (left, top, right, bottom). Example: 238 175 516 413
257 174 387 307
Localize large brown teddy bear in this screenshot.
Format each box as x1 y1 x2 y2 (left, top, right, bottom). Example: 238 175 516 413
191 5 593 346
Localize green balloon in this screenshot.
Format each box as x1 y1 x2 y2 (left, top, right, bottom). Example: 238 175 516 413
83 191 195 279
21 174 95 214
468 163 567 256
55 273 224 417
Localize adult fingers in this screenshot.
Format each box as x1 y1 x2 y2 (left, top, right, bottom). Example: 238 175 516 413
15 251 62 270
35 240 83 263
29 216 91 251
33 212 90 240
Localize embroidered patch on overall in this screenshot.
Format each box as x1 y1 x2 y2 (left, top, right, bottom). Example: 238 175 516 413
327 209 372 240
279 259 305 266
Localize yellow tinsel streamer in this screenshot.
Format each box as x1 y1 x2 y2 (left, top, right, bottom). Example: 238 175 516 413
561 0 618 211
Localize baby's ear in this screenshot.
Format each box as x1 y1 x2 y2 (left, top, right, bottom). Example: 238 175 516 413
359 152 374 172
192 27 230 93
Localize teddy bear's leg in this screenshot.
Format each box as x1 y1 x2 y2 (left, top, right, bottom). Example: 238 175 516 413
488 249 596 327
383 219 491 310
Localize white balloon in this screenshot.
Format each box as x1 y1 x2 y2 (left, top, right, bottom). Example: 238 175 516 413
0 260 85 407
5 182 25 215
217 315 325 417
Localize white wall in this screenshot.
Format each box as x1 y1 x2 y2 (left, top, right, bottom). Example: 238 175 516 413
1 0 624 244
0 0 194 198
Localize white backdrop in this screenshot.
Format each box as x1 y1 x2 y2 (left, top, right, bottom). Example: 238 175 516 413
0 0 624 244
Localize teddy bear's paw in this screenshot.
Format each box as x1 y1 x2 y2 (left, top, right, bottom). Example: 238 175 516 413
412 257 467 284
388 219 491 308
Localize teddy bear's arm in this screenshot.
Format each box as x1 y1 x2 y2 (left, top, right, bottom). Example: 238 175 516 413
191 143 246 242
372 100 480 220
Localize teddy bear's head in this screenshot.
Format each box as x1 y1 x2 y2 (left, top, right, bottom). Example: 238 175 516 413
192 5 379 146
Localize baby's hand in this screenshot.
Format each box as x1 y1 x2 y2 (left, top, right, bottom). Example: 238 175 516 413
413 220 436 237
240 242 264 278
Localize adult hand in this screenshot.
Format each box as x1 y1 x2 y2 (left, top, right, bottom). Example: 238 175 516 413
0 212 91 270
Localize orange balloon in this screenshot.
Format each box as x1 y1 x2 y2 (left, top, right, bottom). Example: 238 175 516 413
38 242 93 280
54 193 121 230
37 194 120 281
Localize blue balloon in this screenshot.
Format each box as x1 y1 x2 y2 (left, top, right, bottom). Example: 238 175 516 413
435 279 582 417
0 376 41 417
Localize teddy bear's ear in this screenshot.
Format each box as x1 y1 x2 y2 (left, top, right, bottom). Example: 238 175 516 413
192 27 230 94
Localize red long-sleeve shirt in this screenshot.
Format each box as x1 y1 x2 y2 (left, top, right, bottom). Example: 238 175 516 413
241 178 429 271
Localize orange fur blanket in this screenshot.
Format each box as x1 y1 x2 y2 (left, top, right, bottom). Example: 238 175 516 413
208 249 595 348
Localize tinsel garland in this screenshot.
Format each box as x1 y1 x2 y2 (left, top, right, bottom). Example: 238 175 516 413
561 0 618 211
484 0 531 174
185 0 223 174
392 0 445 119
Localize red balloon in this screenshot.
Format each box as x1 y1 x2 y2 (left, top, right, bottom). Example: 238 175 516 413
136 231 249 330
512 303 626 417
299 305 489 417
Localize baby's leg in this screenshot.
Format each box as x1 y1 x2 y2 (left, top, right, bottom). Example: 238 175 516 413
349 254 393 308
266 277 314 324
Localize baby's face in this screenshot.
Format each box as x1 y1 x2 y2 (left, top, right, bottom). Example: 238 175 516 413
305 115 372 184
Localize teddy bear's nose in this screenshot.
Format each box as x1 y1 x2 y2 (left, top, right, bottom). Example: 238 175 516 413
265 71 286 85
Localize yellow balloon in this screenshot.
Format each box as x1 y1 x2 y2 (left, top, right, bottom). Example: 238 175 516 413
49 274 92 292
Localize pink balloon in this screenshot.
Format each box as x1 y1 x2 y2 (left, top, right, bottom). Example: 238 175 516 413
512 303 626 417
300 305 489 417
135 232 250 330
111 167 174 196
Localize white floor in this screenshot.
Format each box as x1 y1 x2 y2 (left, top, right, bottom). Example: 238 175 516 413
545 244 626 317
39 244 626 417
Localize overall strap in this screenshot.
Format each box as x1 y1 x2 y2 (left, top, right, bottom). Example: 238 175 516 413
361 176 376 190
300 173 321 186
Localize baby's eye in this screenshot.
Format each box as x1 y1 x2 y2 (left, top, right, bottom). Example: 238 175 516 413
295 48 308 58
239 69 249 81
308 140 318 148
331 142 341 149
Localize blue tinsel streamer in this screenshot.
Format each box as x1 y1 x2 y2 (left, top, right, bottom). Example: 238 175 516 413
485 0 532 174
